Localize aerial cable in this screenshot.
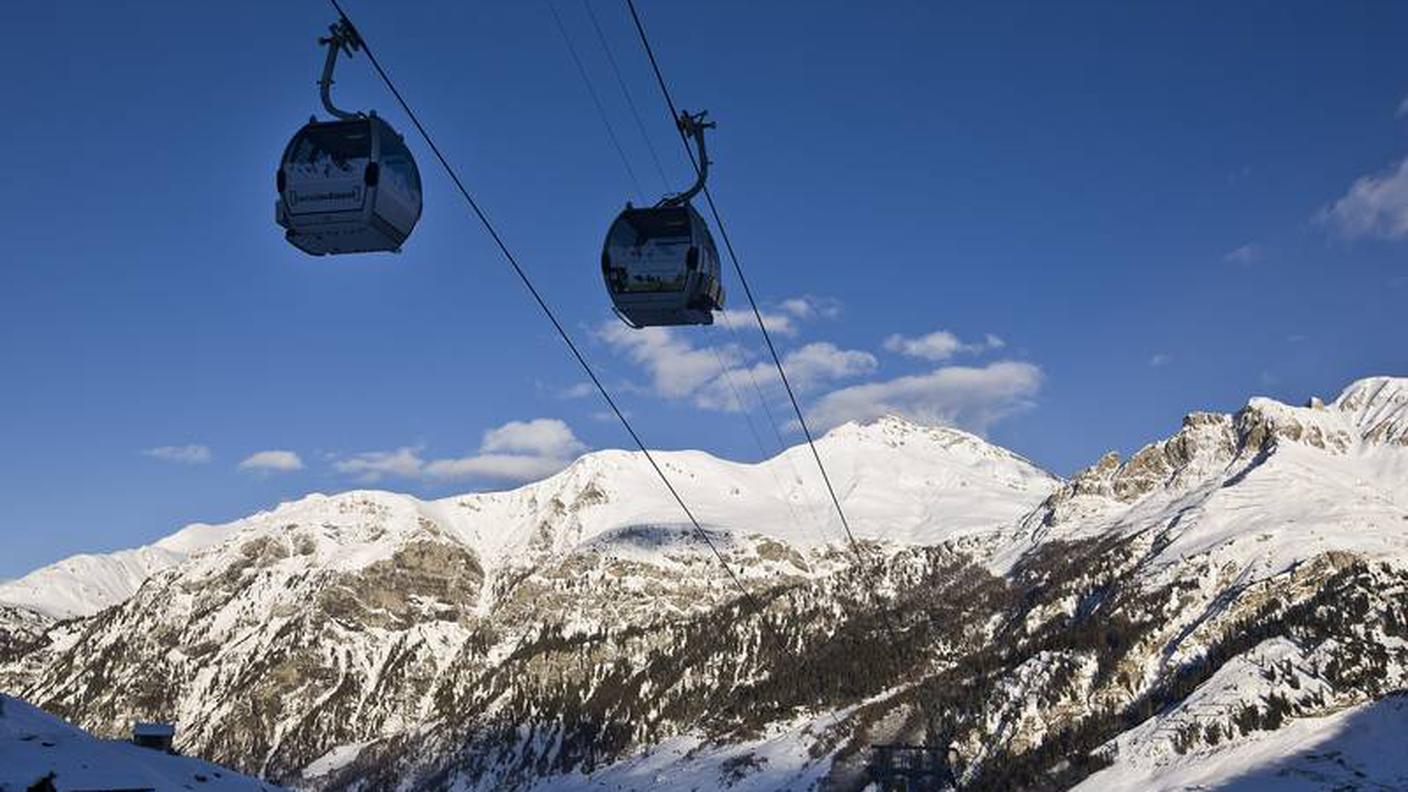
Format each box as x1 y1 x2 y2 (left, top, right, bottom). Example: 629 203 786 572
703 326 814 537
717 315 820 507
622 0 931 720
545 0 645 203
322 0 762 615
622 0 949 747
554 0 820 567
621 0 870 574
581 0 673 194
709 318 833 541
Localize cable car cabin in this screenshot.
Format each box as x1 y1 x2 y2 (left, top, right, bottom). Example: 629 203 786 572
601 204 724 327
276 116 422 256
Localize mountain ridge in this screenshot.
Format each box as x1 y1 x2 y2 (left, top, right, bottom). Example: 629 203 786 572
0 412 1059 621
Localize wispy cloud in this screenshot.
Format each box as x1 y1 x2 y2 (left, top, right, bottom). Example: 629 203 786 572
597 322 741 400
479 418 586 458
600 321 875 412
1397 94 1408 118
333 446 425 482
422 454 572 483
778 295 841 320
238 450 304 473
558 382 597 400
1149 353 1171 368
805 361 1043 435
333 419 586 485
713 295 842 337
774 342 877 389
882 330 1005 362
142 444 212 464
1320 157 1408 240
1224 243 1262 265
692 342 877 412
715 308 799 337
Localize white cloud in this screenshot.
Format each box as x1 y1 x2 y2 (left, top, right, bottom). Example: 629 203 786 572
883 331 1006 362
559 382 596 399
778 342 878 388
1320 158 1408 240
805 361 1043 435
333 419 587 485
333 446 426 483
1397 94 1408 118
422 454 569 482
1149 353 1171 368
600 320 876 413
715 309 798 337
479 418 586 458
238 450 304 472
778 295 841 320
714 296 841 336
597 322 740 399
690 343 876 412
1224 243 1261 264
142 444 211 464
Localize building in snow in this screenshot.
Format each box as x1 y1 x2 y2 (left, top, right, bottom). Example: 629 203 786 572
131 721 175 753
867 744 958 791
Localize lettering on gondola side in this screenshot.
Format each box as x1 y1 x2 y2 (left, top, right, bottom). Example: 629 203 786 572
287 188 361 208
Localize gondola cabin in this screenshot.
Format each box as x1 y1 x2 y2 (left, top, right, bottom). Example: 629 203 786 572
601 204 724 327
275 115 422 256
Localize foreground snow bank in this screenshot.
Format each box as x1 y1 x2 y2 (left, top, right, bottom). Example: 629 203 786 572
0 694 285 791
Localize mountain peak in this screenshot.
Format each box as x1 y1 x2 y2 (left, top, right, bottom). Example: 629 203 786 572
823 413 1009 455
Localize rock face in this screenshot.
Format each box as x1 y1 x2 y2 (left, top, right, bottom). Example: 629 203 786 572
1 377 1406 791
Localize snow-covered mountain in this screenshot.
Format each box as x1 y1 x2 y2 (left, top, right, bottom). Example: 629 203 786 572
0 521 232 620
0 417 1055 622
1 376 1406 791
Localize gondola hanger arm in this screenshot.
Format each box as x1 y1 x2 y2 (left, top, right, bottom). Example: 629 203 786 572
317 16 365 121
660 109 714 207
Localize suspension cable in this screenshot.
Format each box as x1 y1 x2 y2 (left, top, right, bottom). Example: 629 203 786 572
621 0 869 573
545 0 645 203
717 313 820 507
578 0 809 511
704 326 813 536
621 2 944 744
324 0 761 614
582 0 671 193
554 1 822 593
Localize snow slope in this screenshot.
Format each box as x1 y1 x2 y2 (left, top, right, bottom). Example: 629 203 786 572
0 522 233 620
1001 376 1408 583
0 694 286 791
1076 694 1408 791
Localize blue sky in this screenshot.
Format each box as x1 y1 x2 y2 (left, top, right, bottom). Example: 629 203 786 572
1 1 1405 578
